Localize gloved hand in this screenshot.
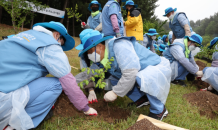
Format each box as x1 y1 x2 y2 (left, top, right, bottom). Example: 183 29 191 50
116 32 121 38
84 108 98 116
104 91 117 102
88 90 98 104
196 71 203 77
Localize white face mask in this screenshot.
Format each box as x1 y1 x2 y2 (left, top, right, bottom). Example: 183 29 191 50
168 14 174 20
152 36 156 40
188 45 196 51
88 51 101 63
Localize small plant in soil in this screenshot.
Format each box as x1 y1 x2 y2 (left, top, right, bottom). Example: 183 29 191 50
78 57 115 116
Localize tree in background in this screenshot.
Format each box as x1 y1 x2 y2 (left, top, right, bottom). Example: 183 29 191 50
143 19 167 36
0 0 47 33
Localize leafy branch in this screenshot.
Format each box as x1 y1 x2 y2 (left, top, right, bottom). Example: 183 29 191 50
66 4 82 22
78 57 115 89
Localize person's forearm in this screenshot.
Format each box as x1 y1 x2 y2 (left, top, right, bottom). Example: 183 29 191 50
110 14 120 33
59 73 89 112
178 57 198 74
113 69 138 97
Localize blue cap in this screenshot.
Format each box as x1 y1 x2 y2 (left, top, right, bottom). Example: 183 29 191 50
33 21 75 51
146 28 158 36
208 37 218 49
163 7 177 17
159 44 166 52
186 34 203 47
122 0 138 10
158 36 162 40
76 29 113 57
88 0 102 12
162 35 168 42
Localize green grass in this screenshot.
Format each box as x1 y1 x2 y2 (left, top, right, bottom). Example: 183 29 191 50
2 25 218 129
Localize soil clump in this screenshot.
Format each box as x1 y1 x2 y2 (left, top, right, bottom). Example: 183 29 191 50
195 60 207 71
126 119 162 130
191 61 209 90
183 91 218 119
54 92 130 123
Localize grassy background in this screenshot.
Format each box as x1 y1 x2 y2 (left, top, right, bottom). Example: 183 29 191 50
1 24 218 130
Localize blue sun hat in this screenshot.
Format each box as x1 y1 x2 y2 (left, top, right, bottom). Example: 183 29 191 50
208 37 218 49
33 21 75 51
186 34 203 47
162 35 168 42
163 7 177 17
159 44 166 52
88 0 102 12
122 0 138 10
158 36 162 40
76 29 113 57
146 28 158 36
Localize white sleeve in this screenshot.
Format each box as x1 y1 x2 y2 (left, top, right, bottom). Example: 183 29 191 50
36 45 71 78
113 39 141 72
177 14 189 27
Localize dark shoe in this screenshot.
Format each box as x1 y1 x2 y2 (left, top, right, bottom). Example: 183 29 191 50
186 73 195 81
148 107 168 121
171 80 187 87
127 95 150 108
44 109 53 121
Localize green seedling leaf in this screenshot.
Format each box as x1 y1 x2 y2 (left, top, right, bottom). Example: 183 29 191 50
82 68 86 72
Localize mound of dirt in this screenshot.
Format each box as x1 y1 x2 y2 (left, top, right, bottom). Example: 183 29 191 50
54 92 130 123
191 80 209 90
126 119 162 130
195 60 207 71
183 91 218 119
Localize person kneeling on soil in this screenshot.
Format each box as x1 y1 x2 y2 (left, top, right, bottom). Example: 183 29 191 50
76 29 172 120
163 34 203 86
0 22 97 130
200 37 218 93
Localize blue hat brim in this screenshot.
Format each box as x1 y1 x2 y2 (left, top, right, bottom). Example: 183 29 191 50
208 38 218 49
33 23 75 51
78 36 113 57
159 48 166 51
122 4 138 10
163 8 177 17
88 2 102 12
146 33 159 36
186 36 202 47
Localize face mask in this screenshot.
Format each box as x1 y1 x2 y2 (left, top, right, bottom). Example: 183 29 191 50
188 45 196 51
92 7 99 12
168 14 174 20
152 36 156 40
88 50 101 63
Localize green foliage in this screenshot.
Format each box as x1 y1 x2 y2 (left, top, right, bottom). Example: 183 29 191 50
201 35 213 46
78 57 114 89
195 46 216 61
143 19 168 38
0 0 47 34
66 4 82 22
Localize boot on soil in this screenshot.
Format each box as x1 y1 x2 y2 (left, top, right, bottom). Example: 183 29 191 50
171 80 187 87
186 73 195 81
148 107 168 121
44 105 55 121
127 95 150 108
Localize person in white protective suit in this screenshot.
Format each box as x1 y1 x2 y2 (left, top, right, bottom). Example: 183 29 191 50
163 34 203 86
75 29 172 120
0 22 97 130
200 37 218 93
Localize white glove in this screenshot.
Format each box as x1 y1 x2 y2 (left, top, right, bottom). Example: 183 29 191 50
104 91 117 102
196 71 203 77
88 90 97 104
84 108 98 116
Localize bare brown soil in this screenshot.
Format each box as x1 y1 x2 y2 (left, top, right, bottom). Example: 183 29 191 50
183 91 218 119
191 61 209 90
126 119 162 130
54 92 130 123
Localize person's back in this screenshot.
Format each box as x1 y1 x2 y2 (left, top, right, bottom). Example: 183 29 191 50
0 30 58 93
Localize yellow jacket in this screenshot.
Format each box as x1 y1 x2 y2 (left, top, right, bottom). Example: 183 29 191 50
125 8 143 41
